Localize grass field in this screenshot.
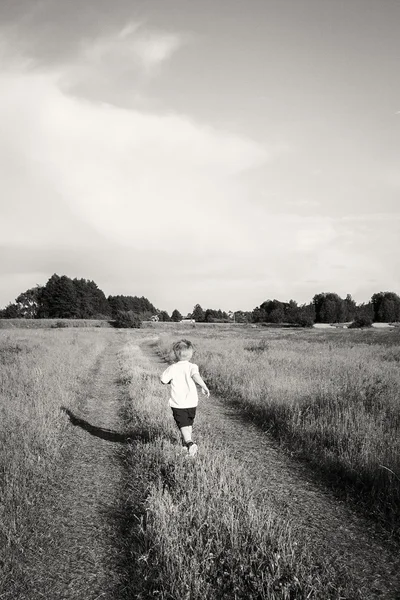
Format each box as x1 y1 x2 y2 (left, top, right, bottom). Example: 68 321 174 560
1 325 399 598
0 328 110 593
0 318 112 329
120 339 364 599
157 326 400 532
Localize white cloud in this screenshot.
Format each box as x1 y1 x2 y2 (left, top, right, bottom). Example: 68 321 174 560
0 67 270 269
131 30 183 70
55 22 185 95
0 59 399 310
82 22 183 70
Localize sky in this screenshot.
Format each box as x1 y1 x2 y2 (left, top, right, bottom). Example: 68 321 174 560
0 0 399 314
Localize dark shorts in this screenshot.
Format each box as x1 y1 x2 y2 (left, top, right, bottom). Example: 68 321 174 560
171 407 197 428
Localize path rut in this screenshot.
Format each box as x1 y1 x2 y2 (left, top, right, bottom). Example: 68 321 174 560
143 341 400 600
20 334 135 600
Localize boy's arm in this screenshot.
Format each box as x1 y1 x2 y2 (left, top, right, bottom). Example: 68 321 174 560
160 365 172 385
192 372 210 397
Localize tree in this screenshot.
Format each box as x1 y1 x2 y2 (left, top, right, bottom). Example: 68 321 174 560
38 274 79 318
114 310 141 328
252 306 266 323
204 309 214 323
203 308 230 323
158 311 171 322
344 294 356 322
15 286 43 318
348 315 373 329
73 279 110 318
313 293 345 323
320 299 337 323
171 309 182 322
371 292 400 322
355 301 374 321
232 310 251 323
107 295 156 320
269 307 285 323
0 303 21 318
252 299 285 323
192 304 205 322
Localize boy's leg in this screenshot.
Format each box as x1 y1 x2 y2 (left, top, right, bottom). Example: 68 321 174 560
180 425 192 445
181 422 197 457
173 408 197 456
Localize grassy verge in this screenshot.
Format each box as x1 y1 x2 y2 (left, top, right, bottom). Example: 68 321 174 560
119 337 362 599
0 328 110 595
0 318 112 329
157 330 400 533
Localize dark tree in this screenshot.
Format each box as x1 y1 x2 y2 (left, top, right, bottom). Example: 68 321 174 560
114 311 142 328
344 294 357 322
252 299 315 326
73 279 111 318
252 306 267 323
108 295 156 320
38 274 79 318
204 309 214 323
192 304 205 322
232 310 251 323
0 303 21 318
171 309 182 322
371 292 400 322
14 286 43 318
348 315 373 329
158 310 171 322
313 293 346 323
355 301 374 321
252 299 285 323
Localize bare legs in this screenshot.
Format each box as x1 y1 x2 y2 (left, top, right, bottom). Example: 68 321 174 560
180 425 192 446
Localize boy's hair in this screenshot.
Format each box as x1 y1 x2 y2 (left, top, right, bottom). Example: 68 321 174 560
173 339 194 360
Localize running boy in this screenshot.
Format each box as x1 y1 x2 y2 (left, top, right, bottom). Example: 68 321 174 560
160 339 210 457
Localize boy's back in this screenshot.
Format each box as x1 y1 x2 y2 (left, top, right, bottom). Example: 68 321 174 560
161 360 199 408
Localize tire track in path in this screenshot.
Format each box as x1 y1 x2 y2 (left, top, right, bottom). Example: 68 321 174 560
143 341 400 600
22 332 140 600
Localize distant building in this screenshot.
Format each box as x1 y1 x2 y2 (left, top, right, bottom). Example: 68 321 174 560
180 319 195 324
150 315 159 322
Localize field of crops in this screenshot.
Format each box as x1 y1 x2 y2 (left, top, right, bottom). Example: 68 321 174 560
1 325 399 599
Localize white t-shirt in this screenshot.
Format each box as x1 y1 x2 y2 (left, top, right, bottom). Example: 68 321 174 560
160 360 200 408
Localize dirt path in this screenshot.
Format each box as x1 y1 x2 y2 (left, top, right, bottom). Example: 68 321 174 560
143 342 400 600
10 334 399 599
21 333 138 600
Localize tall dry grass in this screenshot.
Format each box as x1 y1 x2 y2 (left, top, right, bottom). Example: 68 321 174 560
0 328 109 592
120 338 362 599
157 329 400 531
0 318 111 329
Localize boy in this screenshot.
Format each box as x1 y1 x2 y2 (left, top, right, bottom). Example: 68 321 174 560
160 339 210 457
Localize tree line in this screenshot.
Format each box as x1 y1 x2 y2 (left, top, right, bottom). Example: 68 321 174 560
0 274 399 325
0 274 157 321
251 292 400 326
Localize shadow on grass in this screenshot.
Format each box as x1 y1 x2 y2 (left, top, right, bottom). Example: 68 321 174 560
61 407 151 443
61 404 162 595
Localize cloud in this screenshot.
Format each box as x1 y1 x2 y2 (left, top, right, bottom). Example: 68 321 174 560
1 58 398 311
54 22 186 98
129 28 183 70
0 65 272 307
81 22 183 72
0 17 186 106
1 27 399 312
